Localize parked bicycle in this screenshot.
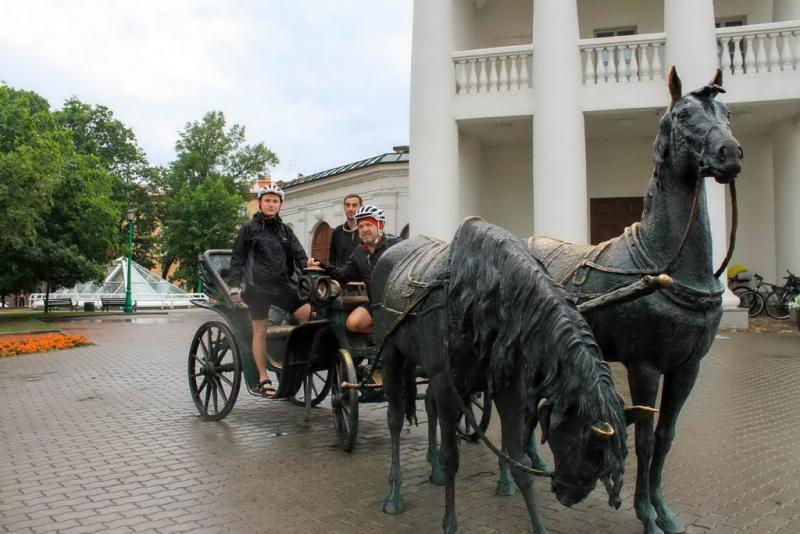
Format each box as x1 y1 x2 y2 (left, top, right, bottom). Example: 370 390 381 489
763 270 800 320
728 271 765 318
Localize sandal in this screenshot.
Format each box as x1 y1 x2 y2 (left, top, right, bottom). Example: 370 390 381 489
251 378 277 398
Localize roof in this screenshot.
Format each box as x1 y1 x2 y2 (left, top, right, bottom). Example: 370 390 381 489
281 151 409 189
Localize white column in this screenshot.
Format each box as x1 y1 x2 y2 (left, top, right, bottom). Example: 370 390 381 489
408 0 460 240
666 0 734 303
773 0 800 21
773 117 800 282
532 0 587 242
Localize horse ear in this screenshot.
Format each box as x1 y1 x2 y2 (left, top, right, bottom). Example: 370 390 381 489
668 67 682 109
710 68 723 88
624 405 658 426
538 401 552 444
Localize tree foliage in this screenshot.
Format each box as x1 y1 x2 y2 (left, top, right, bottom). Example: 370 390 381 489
160 111 278 287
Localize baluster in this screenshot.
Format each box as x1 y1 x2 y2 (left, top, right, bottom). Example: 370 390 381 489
477 58 488 92
455 60 466 94
652 42 664 79
607 45 618 82
498 55 509 91
467 59 478 93
640 43 652 80
584 48 596 84
629 44 639 82
597 47 608 83
795 30 800 70
732 37 743 75
744 35 755 74
509 54 520 89
780 31 793 71
767 33 780 71
621 45 631 82
720 37 732 74
488 56 498 92
519 53 530 88
756 34 768 72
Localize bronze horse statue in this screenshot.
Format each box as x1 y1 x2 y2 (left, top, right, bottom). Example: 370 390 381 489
371 218 639 534
522 68 742 534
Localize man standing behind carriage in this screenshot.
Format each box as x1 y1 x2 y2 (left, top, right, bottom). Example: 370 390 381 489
228 184 312 398
311 205 400 335
328 193 363 268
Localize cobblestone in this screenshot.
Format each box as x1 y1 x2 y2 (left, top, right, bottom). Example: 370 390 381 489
0 310 798 533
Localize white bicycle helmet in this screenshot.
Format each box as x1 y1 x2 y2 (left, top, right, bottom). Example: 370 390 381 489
257 184 285 201
354 205 385 223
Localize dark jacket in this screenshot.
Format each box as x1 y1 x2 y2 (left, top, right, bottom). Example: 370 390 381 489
229 213 308 292
328 223 360 267
329 235 401 287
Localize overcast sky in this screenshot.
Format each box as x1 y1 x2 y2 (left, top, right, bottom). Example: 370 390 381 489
0 0 412 181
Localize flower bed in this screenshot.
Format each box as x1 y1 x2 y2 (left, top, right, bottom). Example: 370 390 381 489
0 333 90 356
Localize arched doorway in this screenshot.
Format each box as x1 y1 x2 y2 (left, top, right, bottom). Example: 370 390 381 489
311 222 333 261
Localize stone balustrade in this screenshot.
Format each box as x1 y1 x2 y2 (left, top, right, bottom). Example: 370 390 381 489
579 33 666 84
717 21 800 76
452 44 533 94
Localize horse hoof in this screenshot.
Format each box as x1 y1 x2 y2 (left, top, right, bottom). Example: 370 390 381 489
429 471 445 486
655 514 684 534
383 496 405 515
495 479 516 497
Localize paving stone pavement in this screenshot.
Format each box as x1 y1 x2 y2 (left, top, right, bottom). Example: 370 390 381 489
0 310 798 533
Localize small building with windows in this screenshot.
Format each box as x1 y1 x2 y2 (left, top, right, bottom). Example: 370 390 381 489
270 147 409 262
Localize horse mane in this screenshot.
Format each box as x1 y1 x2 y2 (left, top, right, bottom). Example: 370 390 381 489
447 218 627 468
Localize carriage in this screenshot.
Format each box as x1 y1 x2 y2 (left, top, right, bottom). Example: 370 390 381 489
187 249 491 452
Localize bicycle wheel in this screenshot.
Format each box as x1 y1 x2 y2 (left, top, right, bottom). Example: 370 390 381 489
765 288 791 320
736 289 764 318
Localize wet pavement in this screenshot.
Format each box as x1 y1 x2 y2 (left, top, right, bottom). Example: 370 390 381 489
0 309 798 533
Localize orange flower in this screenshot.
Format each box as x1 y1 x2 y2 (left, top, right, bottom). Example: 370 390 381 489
0 334 91 357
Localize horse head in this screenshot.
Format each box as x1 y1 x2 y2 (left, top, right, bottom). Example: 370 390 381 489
654 67 742 185
539 400 657 508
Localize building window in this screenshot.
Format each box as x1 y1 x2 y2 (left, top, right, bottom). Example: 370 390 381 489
594 26 637 71
311 222 333 262
716 16 746 68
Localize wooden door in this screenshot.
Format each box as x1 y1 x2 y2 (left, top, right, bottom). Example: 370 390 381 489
311 223 333 261
590 197 644 245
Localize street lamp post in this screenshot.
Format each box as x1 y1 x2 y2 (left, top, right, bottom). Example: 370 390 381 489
123 208 136 313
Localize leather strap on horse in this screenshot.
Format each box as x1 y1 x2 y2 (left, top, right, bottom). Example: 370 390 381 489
713 179 737 279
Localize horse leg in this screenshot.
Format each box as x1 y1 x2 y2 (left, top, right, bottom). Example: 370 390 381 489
430 375 460 534
628 365 664 534
382 346 406 515
494 386 548 534
426 388 445 485
525 406 549 472
650 362 700 534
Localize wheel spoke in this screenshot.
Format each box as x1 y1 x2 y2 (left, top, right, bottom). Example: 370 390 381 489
215 376 229 405
211 379 219 414
197 377 208 395
192 353 206 366
198 338 210 359
217 372 234 387
203 381 212 412
215 342 230 364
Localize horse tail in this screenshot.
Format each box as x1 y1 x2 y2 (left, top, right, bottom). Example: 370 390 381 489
402 358 418 426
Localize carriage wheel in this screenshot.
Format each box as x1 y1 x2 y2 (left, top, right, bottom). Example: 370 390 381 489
456 389 492 441
288 368 333 407
188 321 242 421
331 349 359 452
765 289 791 320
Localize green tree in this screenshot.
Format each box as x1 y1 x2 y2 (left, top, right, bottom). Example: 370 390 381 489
0 86 120 308
54 98 162 268
160 111 278 282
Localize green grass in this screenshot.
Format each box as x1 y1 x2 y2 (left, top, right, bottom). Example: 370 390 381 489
0 319 51 334
0 310 104 322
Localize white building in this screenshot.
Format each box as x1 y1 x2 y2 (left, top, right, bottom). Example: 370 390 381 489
409 0 800 290
277 148 409 260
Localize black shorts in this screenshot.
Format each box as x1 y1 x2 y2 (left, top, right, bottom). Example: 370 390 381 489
243 288 303 321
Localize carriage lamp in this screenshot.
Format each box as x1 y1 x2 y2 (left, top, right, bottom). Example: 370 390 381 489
123 209 136 313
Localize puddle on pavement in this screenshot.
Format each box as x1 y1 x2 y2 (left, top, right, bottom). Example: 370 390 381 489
54 316 177 325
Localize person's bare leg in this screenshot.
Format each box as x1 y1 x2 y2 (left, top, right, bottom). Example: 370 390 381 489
251 319 271 387
345 307 373 334
293 303 311 323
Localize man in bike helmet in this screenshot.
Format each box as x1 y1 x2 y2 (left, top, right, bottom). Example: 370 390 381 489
228 184 311 397
310 204 400 334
